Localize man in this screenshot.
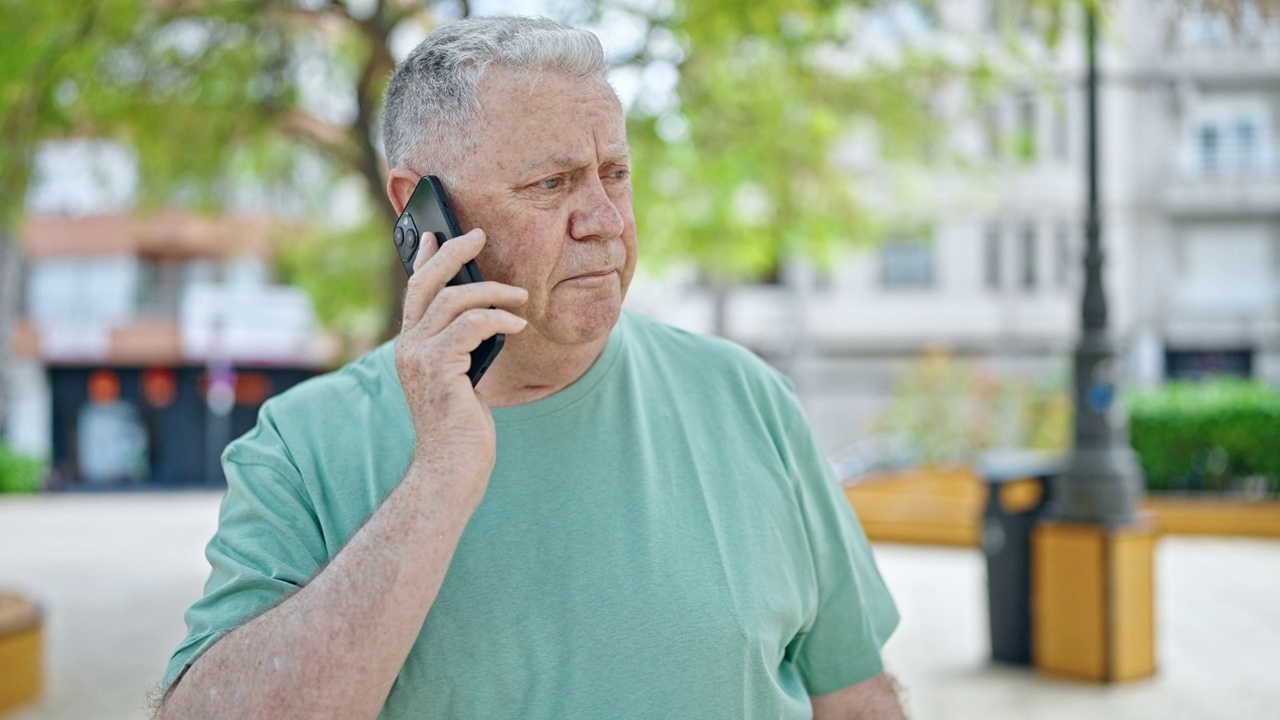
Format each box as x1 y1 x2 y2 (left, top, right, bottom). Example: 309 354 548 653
159 16 902 719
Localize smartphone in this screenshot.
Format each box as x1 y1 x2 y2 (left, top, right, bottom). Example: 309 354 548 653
393 175 504 386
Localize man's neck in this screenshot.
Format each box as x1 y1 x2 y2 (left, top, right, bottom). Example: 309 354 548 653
477 331 611 408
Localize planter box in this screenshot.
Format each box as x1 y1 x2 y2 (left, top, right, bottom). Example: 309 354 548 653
844 466 985 547
0 593 42 713
1145 495 1280 538
846 467 1280 544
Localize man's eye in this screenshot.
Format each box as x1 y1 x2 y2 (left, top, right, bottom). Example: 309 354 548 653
537 177 562 190
608 168 631 181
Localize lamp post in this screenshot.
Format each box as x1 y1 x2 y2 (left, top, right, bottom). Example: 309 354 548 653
1031 7 1156 683
1049 7 1146 524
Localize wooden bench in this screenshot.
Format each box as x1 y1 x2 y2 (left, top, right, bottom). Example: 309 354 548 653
0 592 42 714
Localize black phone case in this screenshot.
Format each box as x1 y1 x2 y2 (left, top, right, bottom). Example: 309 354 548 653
394 175 504 386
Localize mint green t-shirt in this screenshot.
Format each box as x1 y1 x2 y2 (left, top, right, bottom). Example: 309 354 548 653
165 311 898 718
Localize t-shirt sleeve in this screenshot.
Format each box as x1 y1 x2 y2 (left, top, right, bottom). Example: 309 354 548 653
162 418 327 691
776 385 900 697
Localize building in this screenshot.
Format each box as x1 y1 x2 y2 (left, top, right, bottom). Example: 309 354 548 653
626 0 1280 453
8 210 331 488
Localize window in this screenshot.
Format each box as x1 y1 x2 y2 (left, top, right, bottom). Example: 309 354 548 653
1199 125 1221 174
136 259 184 318
984 225 1002 291
1197 117 1265 175
1054 223 1071 289
1050 92 1069 162
1020 223 1038 291
1165 349 1252 381
879 238 934 289
1236 119 1258 171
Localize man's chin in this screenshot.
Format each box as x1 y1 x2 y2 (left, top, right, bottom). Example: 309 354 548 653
540 298 623 346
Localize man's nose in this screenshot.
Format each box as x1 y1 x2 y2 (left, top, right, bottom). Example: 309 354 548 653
569 176 625 241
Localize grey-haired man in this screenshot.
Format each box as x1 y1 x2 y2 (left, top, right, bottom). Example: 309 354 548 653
160 16 903 720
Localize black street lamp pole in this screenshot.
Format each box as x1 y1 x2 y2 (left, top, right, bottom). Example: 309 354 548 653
1049 7 1145 524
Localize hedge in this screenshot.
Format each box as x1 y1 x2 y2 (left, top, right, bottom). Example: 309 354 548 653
1128 379 1280 493
0 442 43 494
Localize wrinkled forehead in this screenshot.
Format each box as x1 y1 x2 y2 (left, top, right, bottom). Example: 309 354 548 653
476 65 619 113
470 68 628 160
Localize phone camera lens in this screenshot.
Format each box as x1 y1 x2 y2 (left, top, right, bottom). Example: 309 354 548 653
406 228 418 249
394 226 404 247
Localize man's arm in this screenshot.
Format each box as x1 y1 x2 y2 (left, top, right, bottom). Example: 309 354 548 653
810 672 908 720
160 230 528 720
161 459 482 719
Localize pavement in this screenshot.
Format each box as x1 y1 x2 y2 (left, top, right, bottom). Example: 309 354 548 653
1 492 1278 719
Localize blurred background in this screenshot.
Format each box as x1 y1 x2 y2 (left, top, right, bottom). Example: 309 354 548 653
1 0 1279 718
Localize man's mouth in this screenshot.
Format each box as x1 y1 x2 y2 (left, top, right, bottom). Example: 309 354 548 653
565 268 617 281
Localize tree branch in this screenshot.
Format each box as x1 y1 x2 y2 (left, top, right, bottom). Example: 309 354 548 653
278 109 363 169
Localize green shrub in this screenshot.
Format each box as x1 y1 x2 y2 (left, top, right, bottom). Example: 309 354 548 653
1128 379 1280 494
0 441 44 494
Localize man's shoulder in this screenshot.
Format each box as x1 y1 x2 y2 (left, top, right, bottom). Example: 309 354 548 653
239 339 404 462
264 339 400 416
221 338 408 486
619 311 792 397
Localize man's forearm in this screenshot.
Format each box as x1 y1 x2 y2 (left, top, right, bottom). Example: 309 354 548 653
161 461 481 720
810 672 908 720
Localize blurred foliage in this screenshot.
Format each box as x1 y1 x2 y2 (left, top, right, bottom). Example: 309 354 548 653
0 441 44 494
6 0 1272 354
274 215 389 354
873 347 1072 466
585 0 1085 285
0 0 450 352
1128 379 1280 496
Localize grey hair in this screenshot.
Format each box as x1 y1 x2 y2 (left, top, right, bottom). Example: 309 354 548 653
382 16 609 178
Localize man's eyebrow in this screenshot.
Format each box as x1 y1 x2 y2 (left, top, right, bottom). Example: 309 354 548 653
602 141 631 163
521 143 632 175
523 155 580 175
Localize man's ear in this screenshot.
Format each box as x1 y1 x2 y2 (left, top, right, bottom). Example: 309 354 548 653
386 168 423 216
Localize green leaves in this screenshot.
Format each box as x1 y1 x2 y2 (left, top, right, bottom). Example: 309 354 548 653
0 0 421 351
273 214 390 356
1128 380 1280 494
614 0 1028 283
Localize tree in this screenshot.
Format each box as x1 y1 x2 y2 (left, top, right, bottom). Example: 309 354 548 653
4 0 1276 442
0 0 467 439
561 0 1024 348
578 0 1279 344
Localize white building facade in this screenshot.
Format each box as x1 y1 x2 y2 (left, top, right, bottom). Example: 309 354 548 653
627 0 1280 452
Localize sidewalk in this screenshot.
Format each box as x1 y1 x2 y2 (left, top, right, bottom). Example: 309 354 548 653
1 492 1278 719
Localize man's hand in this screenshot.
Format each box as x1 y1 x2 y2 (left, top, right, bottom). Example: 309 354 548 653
160 231 529 720
810 672 908 720
394 228 528 512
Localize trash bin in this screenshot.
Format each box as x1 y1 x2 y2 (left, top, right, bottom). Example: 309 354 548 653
978 451 1063 666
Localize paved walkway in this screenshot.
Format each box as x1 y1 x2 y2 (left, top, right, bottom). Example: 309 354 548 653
1 493 1278 719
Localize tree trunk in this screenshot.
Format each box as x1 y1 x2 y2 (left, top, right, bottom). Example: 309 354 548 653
0 232 22 441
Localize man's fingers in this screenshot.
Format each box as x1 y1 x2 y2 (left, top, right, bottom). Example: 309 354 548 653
412 231 436 272
417 282 527 336
402 231 441 328
442 308 528 354
402 229 485 329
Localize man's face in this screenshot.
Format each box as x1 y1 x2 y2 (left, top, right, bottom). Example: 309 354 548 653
447 68 636 350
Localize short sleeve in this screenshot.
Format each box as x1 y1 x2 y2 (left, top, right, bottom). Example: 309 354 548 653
162 418 327 691
777 388 900 697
